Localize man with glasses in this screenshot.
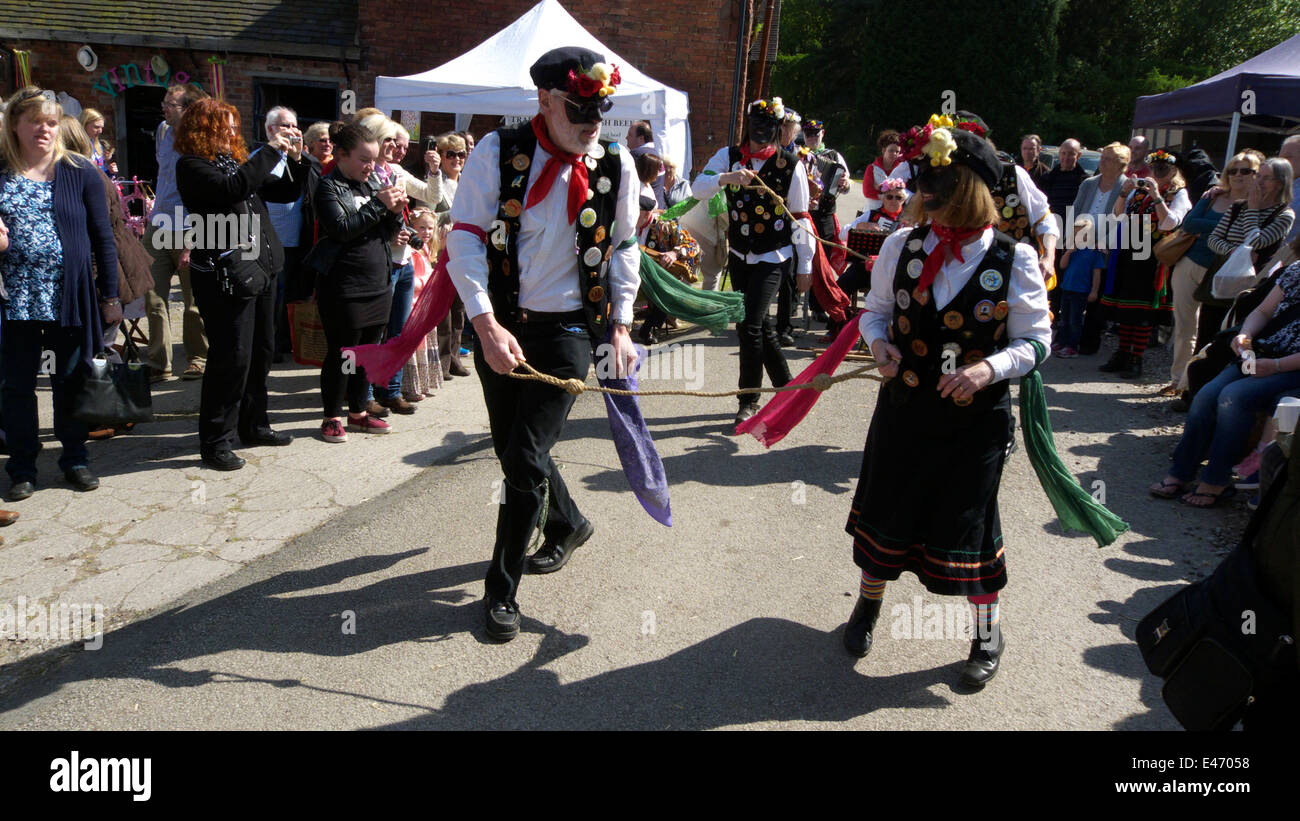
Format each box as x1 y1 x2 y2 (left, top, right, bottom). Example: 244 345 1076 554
446 47 641 642
146 83 210 382
258 106 315 361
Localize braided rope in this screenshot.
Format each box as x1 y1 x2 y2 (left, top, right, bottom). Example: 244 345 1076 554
506 359 885 397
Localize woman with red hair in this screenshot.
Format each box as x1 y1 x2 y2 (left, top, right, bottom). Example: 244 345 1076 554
175 99 294 471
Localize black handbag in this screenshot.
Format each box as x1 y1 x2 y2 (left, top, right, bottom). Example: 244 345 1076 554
1137 475 1297 730
191 200 273 298
68 335 155 427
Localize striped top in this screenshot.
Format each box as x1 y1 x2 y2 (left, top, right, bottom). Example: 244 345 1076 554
1207 203 1295 255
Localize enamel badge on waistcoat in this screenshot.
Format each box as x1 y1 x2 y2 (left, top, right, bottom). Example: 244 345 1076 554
726 146 797 255
990 162 1037 251
887 226 1014 412
485 125 622 336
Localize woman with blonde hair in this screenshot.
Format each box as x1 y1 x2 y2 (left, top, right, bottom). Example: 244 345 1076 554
0 88 119 499
79 108 107 171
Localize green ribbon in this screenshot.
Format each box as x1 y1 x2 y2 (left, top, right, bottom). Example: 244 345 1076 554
1019 339 1130 546
657 171 727 221
633 248 744 335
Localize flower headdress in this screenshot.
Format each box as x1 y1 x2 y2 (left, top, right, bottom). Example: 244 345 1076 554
566 62 622 98
879 177 907 193
749 97 786 120
1147 149 1176 165
803 119 825 132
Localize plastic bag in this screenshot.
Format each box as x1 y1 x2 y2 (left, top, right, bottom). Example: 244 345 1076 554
1211 230 1259 300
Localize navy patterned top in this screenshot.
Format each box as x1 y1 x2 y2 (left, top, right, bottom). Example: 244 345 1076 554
0 174 65 321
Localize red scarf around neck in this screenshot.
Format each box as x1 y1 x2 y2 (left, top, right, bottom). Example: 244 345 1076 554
917 223 990 292
740 143 777 167
525 114 588 225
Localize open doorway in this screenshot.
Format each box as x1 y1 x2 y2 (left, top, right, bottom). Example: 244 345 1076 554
115 85 166 183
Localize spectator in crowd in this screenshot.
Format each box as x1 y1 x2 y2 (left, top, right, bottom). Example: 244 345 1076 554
79 108 107 171
1127 134 1151 179
1018 133 1050 187
1151 260 1300 507
1169 151 1257 394
1071 142 1129 354
458 130 475 155
399 207 443 401
59 115 153 440
309 123 406 443
258 106 314 361
433 132 470 379
146 82 210 383
1280 135 1300 243
304 121 333 166
1205 155 1295 278
372 122 424 415
862 129 902 213
1055 217 1105 357
175 99 294 471
1040 138 1088 220
626 120 665 207
1178 147 1219 202
0 87 118 500
661 155 692 208
1099 149 1190 379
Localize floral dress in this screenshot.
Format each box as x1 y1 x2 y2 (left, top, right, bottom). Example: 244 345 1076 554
0 174 65 322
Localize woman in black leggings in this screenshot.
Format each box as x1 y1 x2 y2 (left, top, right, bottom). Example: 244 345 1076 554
310 124 408 442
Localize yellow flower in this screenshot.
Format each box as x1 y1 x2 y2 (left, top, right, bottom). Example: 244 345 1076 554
929 113 954 129
589 63 611 84
923 127 957 166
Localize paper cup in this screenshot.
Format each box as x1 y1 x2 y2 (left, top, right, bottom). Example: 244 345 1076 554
1274 396 1300 433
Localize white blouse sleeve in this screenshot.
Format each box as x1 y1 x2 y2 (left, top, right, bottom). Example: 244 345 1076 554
981 243 1053 382
1160 189 1192 232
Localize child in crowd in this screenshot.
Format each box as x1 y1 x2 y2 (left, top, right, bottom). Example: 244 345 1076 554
1055 217 1105 358
400 209 443 401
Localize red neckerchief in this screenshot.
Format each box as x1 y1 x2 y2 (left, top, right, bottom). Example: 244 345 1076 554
739 143 777 167
880 207 902 221
918 224 990 292
525 114 587 224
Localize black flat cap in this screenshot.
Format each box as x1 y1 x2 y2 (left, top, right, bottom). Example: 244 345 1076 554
530 46 605 91
949 128 1003 190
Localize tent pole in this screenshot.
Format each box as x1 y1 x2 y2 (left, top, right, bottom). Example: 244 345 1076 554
730 0 751 147
1225 111 1241 166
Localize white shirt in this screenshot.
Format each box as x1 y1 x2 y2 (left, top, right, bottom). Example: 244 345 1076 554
859 227 1052 383
692 146 816 275
447 129 641 325
889 161 1060 240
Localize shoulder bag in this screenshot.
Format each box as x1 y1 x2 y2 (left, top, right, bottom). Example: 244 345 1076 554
68 334 155 427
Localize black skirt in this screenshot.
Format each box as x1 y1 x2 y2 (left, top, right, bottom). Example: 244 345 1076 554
845 385 1014 597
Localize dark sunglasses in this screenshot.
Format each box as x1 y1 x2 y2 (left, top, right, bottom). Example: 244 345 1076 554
882 193 907 200
558 93 613 124
442 150 467 159
1225 167 1257 176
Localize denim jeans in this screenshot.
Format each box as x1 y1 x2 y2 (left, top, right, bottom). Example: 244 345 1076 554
374 261 415 400
1 321 88 481
1058 290 1088 350
1171 363 1300 486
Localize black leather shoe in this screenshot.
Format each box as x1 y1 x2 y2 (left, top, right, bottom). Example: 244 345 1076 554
959 623 1005 687
7 480 36 502
778 331 796 347
239 428 292 447
1098 351 1128 373
1119 355 1144 379
484 597 521 642
527 519 595 575
843 595 883 658
201 450 246 471
734 401 759 426
64 467 100 492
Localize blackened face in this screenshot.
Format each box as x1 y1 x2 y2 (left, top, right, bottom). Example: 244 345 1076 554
915 163 959 212
748 114 779 146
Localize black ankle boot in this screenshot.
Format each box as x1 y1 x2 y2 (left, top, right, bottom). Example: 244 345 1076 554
843 596 883 658
1098 351 1128 373
1119 354 1143 379
959 622 1004 687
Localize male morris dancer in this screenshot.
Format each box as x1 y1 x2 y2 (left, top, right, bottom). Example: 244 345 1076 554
446 47 640 642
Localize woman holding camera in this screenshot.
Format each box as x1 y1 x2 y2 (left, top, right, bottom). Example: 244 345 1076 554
1099 150 1191 379
176 99 293 471
310 123 407 443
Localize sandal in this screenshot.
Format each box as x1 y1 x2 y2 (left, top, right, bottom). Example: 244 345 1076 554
1157 383 1180 397
1149 478 1186 499
1179 486 1235 508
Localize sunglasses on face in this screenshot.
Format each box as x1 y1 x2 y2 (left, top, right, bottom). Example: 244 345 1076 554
443 150 467 159
882 193 906 200
1226 167 1257 176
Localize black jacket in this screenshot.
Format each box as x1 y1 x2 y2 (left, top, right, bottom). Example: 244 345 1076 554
175 148 285 278
1180 148 1220 203
304 167 401 299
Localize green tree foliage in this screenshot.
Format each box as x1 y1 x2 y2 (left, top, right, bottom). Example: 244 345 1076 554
771 0 1300 171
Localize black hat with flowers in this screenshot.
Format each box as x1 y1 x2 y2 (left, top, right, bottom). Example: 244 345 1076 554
530 47 621 100
899 114 1001 190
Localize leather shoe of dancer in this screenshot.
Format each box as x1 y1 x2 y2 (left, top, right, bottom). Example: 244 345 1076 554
526 519 595 575
734 400 759 426
959 623 1005 687
485 597 521 642
843 595 883 658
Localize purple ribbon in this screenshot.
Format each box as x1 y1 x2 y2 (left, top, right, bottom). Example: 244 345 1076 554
597 331 672 527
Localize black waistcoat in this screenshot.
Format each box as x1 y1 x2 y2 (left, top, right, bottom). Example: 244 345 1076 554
886 225 1016 422
485 123 623 336
990 161 1039 252
725 146 798 256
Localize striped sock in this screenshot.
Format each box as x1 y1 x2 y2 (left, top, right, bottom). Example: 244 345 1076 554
969 593 999 636
860 572 886 600
1129 325 1149 357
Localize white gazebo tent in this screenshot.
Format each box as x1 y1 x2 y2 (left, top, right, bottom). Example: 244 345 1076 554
375 0 693 169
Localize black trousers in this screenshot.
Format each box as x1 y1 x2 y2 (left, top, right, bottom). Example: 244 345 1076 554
775 257 797 336
317 291 389 418
736 258 793 407
475 312 592 602
274 245 306 355
191 271 275 454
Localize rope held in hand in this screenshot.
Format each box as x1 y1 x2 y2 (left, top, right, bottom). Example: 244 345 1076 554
741 178 873 263
506 360 885 397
